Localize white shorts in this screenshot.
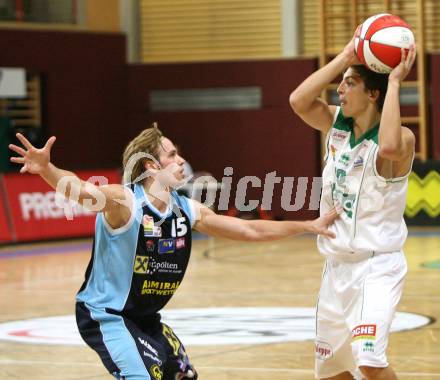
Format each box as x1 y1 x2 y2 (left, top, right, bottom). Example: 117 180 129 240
314 251 407 379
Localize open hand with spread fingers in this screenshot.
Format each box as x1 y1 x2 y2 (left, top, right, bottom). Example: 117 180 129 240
9 133 56 175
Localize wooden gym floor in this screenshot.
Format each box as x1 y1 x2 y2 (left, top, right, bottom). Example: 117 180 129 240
0 229 439 380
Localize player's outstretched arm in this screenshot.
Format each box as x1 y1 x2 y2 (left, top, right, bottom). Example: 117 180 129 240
9 133 132 227
379 46 416 163
289 29 361 133
192 202 338 242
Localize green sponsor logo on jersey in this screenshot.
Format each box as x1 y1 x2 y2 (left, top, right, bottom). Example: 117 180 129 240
332 168 356 219
362 341 375 352
339 153 351 167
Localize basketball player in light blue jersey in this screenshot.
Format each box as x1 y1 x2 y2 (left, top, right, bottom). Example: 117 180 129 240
290 30 416 380
10 125 338 380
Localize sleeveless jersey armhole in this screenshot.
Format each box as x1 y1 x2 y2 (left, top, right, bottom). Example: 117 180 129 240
186 198 197 227
372 145 415 183
101 187 139 235
179 195 197 228
324 106 341 161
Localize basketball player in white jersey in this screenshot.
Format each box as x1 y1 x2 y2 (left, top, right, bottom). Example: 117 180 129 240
9 125 338 380
289 30 416 380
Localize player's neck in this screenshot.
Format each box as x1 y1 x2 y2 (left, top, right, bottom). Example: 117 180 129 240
143 179 171 213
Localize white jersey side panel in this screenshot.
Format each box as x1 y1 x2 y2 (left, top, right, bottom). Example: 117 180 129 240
318 107 412 257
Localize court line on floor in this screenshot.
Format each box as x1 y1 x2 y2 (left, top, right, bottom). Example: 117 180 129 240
0 232 210 259
1 359 440 377
0 242 91 259
0 359 100 366
199 366 440 377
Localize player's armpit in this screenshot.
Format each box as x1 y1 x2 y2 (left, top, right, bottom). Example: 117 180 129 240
101 185 134 229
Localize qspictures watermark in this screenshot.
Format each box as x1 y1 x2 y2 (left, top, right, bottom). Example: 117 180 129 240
46 153 388 223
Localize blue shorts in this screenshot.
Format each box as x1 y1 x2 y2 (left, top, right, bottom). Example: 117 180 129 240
76 302 197 380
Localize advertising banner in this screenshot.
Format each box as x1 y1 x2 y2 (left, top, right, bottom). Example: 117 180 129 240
3 169 121 242
0 175 13 243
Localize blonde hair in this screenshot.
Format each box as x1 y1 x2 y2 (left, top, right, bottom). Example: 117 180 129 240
122 122 164 183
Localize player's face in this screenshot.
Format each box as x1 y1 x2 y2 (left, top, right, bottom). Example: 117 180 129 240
157 137 186 182
337 68 370 117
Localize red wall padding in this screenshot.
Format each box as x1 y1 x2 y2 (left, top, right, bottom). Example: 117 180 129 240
1 169 120 243
0 28 128 170
430 55 440 159
0 175 13 243
1 28 437 233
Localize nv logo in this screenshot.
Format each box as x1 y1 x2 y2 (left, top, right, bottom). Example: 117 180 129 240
159 239 175 254
134 255 149 274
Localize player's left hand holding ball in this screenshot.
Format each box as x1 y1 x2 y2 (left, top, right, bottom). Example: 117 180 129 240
341 25 363 66
389 45 416 84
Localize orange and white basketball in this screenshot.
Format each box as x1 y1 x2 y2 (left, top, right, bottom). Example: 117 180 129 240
355 13 415 74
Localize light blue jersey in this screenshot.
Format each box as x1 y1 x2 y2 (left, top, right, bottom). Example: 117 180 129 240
76 183 195 317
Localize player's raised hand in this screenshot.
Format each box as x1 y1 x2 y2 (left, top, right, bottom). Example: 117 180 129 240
341 25 362 66
9 133 56 175
389 45 416 84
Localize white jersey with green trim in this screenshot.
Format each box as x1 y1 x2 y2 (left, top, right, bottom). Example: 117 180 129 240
318 107 413 257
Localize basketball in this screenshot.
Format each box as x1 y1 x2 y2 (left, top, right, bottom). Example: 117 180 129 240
355 13 415 74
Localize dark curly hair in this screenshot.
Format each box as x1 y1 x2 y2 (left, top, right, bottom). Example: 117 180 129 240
349 65 389 112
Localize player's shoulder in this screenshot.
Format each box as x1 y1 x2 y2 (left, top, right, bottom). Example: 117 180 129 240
401 126 416 141
171 191 188 206
400 126 416 158
171 192 197 223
